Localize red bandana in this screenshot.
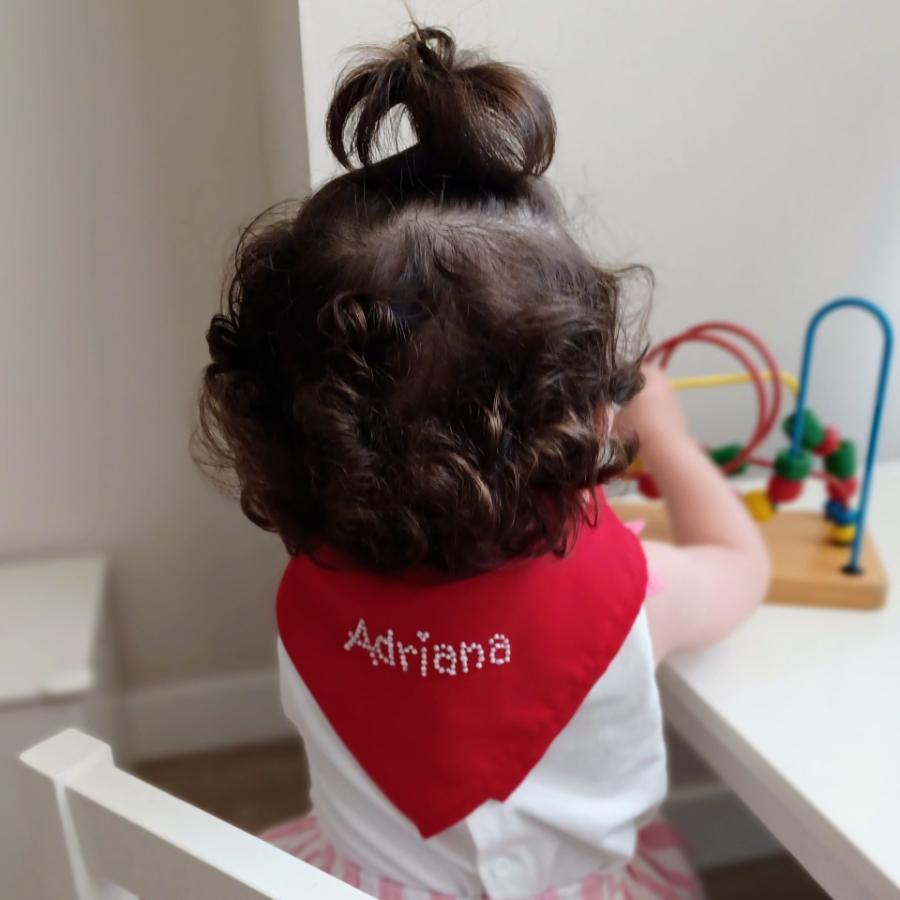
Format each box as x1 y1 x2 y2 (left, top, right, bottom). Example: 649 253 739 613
277 497 647 838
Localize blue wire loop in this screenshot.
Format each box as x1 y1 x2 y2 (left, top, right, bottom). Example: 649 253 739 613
789 298 894 574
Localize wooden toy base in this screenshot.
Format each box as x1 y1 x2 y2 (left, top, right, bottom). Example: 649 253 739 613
611 502 888 610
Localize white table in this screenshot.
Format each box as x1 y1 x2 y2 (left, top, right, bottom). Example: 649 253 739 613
660 461 900 899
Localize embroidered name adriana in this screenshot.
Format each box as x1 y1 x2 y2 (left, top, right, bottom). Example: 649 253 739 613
343 618 511 677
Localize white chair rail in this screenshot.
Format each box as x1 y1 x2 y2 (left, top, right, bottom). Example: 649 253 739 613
19 729 366 900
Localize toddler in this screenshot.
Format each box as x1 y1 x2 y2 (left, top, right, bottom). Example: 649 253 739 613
198 25 769 900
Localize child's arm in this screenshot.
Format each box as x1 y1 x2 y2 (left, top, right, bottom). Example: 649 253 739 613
615 366 771 662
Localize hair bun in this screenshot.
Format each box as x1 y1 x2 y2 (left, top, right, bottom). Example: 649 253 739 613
326 26 556 186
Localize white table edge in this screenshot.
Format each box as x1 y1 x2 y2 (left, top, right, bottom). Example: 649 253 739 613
659 663 897 900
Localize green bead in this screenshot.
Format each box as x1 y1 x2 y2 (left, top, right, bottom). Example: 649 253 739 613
774 448 813 481
709 443 748 474
825 439 857 479
782 410 825 451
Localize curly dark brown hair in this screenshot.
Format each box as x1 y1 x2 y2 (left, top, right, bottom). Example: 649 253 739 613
196 26 648 575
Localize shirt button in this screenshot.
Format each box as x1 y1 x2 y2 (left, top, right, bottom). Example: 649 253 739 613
490 856 516 880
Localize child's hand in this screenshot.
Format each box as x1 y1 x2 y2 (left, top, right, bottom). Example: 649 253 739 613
614 365 689 461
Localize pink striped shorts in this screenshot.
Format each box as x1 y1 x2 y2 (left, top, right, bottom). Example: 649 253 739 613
260 814 705 900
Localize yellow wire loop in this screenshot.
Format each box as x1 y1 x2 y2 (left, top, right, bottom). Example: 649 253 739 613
671 370 799 395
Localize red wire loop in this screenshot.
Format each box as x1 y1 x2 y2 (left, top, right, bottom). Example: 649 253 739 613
645 322 783 474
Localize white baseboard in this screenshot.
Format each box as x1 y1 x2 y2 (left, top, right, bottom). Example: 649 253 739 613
122 667 294 762
121 668 783 869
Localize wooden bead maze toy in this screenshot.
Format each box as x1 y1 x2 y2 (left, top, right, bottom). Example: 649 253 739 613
614 297 894 610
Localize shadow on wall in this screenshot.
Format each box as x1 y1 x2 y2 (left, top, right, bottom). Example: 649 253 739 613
0 0 309 697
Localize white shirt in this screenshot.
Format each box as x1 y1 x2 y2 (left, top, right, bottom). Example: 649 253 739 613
278 608 666 900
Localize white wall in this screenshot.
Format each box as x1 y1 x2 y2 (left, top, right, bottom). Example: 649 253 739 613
0 0 308 689
298 0 900 460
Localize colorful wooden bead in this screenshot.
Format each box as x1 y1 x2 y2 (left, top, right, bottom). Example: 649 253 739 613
767 474 804 503
827 475 858 505
744 489 775 522
830 523 856 546
782 410 825 451
824 440 857 479
637 472 660 499
709 443 748 474
824 499 856 526
814 426 841 457
774 448 813 482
